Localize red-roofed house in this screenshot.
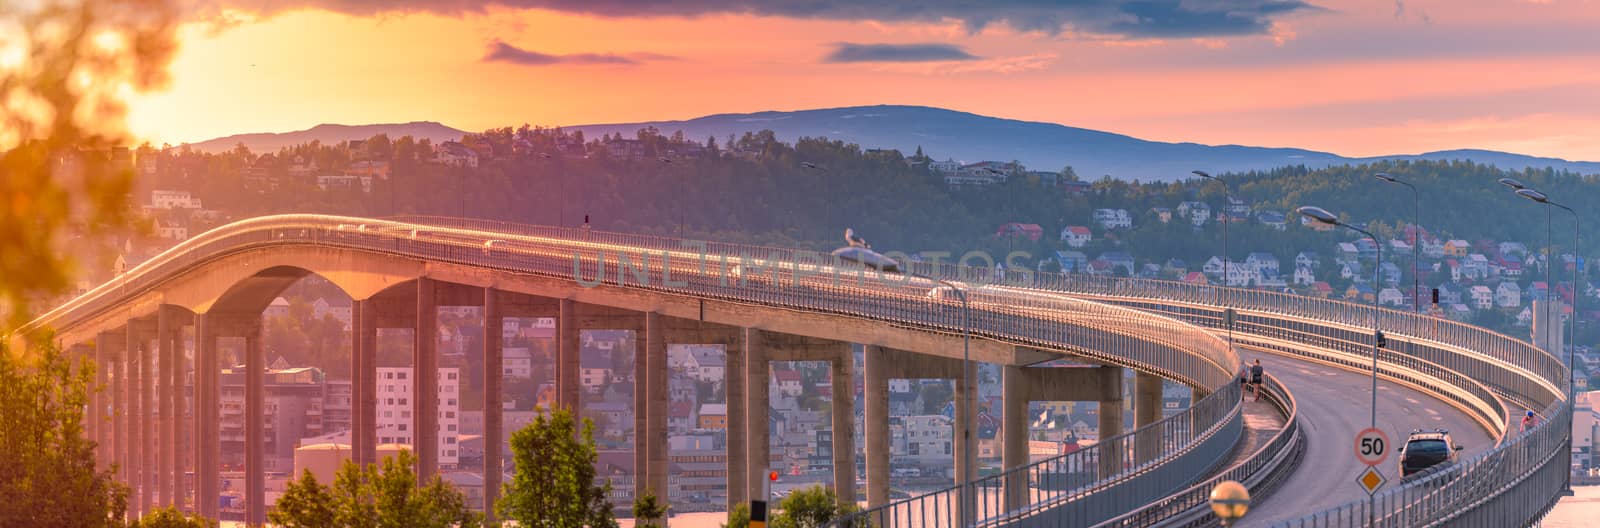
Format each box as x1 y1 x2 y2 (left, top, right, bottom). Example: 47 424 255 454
1312 282 1333 297
998 223 1044 242
1183 271 1208 285
1060 226 1092 248
773 369 803 397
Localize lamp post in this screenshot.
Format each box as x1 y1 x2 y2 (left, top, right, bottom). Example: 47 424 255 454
1502 179 1559 352
660 157 683 236
801 161 828 239
1374 173 1420 312
1297 206 1384 429
1195 170 1233 351
1503 180 1581 497
1299 205 1385 526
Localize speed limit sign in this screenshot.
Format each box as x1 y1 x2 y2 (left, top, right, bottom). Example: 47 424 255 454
1354 428 1390 466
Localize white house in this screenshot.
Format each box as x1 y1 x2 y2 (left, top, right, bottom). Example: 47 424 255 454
1093 209 1132 229
1176 202 1210 226
151 189 202 209
1340 261 1363 281
929 158 961 173
1496 282 1522 308
1293 265 1316 286
1246 252 1281 275
900 415 954 463
1378 288 1405 307
1469 285 1494 309
156 220 188 241
503 347 533 380
1060 226 1092 248
1295 251 1320 269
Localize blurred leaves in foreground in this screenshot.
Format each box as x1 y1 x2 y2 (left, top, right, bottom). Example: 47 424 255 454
0 0 176 332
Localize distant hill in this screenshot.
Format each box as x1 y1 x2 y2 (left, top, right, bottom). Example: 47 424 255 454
188 106 1600 181
187 121 467 154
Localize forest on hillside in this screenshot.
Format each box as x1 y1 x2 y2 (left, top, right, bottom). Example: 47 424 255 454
140 126 1597 270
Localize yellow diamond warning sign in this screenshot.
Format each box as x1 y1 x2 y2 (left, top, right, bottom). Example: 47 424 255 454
1357 466 1386 495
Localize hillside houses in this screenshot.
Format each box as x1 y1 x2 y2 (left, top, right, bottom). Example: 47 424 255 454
1060 226 1092 247
1093 209 1133 229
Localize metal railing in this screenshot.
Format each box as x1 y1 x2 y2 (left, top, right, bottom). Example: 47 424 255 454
1094 373 1301 528
23 215 1570 527
22 215 1244 527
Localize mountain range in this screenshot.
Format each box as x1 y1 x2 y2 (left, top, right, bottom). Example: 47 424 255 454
187 105 1600 182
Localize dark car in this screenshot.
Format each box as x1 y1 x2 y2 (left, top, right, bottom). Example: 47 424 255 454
1398 429 1463 478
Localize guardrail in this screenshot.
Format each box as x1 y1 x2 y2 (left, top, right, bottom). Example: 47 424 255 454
1093 373 1301 528
23 215 1569 527
21 215 1244 527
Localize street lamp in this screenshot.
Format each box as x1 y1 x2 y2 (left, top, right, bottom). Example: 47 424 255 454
1297 206 1384 431
659 157 684 236
801 161 828 238
1505 184 1582 497
1209 480 1250 527
1374 173 1421 313
1195 170 1233 351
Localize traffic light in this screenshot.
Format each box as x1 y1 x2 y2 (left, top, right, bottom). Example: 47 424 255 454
1376 330 1388 348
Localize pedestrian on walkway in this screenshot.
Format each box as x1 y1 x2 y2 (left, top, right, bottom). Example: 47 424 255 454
1249 360 1265 402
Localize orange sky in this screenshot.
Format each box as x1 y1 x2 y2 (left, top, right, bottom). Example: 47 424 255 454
126 0 1600 159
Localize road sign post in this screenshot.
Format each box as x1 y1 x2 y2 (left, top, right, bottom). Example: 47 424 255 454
1354 427 1390 467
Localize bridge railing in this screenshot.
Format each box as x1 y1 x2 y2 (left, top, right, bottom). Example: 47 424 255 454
1093 372 1301 528
22 215 1245 527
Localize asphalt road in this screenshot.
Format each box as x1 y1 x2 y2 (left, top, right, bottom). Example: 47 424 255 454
1236 352 1497 526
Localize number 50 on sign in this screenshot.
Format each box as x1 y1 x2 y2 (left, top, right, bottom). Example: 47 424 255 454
1354 427 1390 467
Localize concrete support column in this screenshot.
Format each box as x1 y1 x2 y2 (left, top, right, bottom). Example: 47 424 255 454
173 320 189 511
112 331 129 493
863 345 890 511
559 299 580 412
1002 365 1028 511
356 300 378 468
415 278 440 484
953 359 983 527
130 322 152 517
1096 368 1125 480
483 288 504 522
644 312 670 522
725 336 747 513
157 307 174 508
350 300 367 465
634 322 648 506
1133 372 1163 466
245 323 266 527
830 349 856 505
195 314 219 521
744 328 770 506
94 336 112 467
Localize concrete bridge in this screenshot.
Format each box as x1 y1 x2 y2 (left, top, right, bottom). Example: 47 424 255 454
17 215 1572 527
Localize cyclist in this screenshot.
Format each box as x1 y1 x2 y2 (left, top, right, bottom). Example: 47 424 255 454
1521 410 1538 432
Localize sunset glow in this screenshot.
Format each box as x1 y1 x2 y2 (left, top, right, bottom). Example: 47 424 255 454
127 0 1600 158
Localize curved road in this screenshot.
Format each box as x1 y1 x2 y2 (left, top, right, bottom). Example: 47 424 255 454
1238 352 1496 526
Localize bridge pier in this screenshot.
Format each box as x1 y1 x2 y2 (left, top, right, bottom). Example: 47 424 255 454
1133 372 1163 466
127 318 156 518
861 346 976 512
741 329 855 507
1001 363 1125 510
194 313 219 521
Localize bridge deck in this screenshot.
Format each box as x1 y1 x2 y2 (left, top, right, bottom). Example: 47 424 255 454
1236 354 1494 527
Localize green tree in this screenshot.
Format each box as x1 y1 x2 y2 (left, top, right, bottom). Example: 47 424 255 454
132 506 214 527
632 490 668 527
771 485 857 528
0 342 128 526
267 450 480 528
0 0 177 329
268 470 338 528
722 503 751 528
498 407 617 528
